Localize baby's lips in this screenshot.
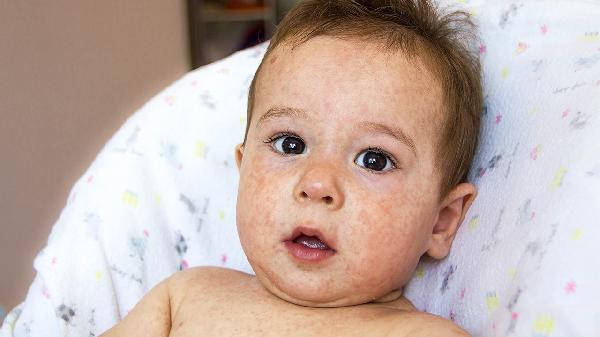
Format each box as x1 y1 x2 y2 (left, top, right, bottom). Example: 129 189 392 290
285 225 337 252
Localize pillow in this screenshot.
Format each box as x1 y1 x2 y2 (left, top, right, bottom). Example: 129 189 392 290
2 1 599 336
404 1 600 336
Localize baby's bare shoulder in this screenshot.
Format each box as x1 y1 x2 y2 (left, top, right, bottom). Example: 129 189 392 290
168 266 251 304
170 266 248 287
383 311 471 337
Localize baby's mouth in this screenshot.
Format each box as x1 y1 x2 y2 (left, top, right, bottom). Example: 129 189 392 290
284 227 336 263
285 226 336 250
293 234 331 250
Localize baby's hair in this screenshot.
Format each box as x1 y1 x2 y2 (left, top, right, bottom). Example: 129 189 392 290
244 0 483 200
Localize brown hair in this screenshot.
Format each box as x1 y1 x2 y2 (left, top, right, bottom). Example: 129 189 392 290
244 0 483 200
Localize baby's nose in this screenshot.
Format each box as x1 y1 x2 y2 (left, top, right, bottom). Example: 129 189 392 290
294 166 344 210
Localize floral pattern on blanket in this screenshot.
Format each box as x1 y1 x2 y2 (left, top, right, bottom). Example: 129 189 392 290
2 1 599 336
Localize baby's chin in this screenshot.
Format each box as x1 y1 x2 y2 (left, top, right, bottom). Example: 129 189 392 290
253 267 404 308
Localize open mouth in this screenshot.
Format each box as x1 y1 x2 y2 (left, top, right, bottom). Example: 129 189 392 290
284 227 336 262
293 234 331 250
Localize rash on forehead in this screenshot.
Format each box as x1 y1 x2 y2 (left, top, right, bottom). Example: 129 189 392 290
260 36 443 107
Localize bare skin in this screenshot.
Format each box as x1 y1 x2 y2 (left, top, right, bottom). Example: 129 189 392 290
101 36 476 336
101 267 470 337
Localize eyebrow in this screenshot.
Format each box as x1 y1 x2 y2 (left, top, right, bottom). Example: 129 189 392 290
256 105 417 156
256 106 309 128
357 121 418 157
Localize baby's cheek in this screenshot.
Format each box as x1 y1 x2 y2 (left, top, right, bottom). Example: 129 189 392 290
240 169 267 212
238 168 281 238
355 205 419 268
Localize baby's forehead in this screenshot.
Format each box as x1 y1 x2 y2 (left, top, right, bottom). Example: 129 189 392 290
262 38 441 97
256 38 445 134
266 36 436 73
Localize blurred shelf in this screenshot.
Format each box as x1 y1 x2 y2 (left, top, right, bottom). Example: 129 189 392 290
202 6 274 22
188 0 278 68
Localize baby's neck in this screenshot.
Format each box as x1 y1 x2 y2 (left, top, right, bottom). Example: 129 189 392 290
371 288 404 304
368 291 417 312
250 275 415 311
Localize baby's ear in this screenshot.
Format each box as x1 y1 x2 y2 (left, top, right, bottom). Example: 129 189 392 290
235 143 244 170
425 183 477 260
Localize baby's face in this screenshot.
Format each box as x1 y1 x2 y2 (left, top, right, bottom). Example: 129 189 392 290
236 36 454 307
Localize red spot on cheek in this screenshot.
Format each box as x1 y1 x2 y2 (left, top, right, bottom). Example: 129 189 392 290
356 209 383 246
248 168 266 189
358 209 371 224
269 55 278 65
256 175 266 188
264 210 273 224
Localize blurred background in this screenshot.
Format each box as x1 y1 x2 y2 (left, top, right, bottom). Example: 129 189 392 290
0 0 297 320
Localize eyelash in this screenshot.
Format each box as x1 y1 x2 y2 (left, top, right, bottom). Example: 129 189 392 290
361 147 400 173
263 130 300 156
263 131 400 172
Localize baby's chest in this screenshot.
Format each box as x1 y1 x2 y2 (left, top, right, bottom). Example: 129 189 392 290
169 294 399 337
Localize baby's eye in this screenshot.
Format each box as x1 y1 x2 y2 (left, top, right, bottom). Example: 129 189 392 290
354 149 397 172
269 134 306 155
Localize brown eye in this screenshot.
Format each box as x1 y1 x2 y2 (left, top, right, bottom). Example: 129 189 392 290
355 149 396 172
273 135 305 155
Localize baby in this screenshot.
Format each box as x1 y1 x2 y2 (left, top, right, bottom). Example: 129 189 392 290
101 0 482 336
